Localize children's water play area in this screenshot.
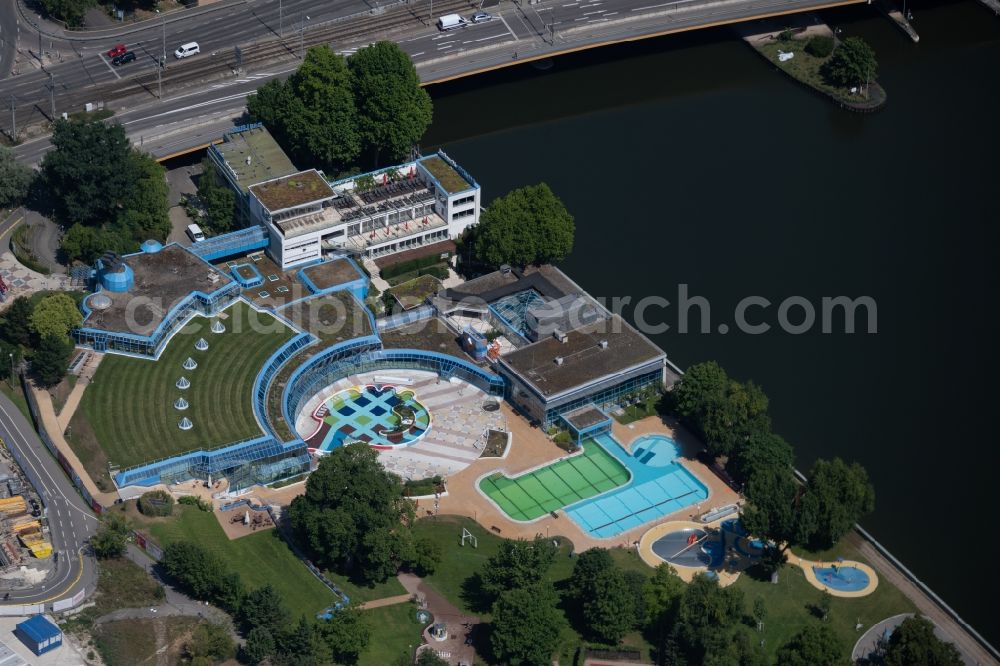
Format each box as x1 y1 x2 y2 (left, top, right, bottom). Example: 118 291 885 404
306 385 431 450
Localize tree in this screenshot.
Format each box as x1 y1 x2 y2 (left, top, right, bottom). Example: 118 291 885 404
490 584 566 666
248 47 362 175
349 42 432 164
243 627 277 665
240 584 290 636
480 536 557 601
740 464 799 550
288 445 415 583
568 548 636 644
186 622 236 663
0 342 21 381
727 431 794 488
817 590 832 620
774 623 843 666
30 294 82 340
823 37 878 90
161 541 230 600
118 152 170 242
406 536 442 576
472 183 575 267
41 118 133 227
60 223 133 264
38 0 96 26
751 596 767 631
797 457 875 548
643 563 685 644
0 146 33 207
31 334 73 387
805 35 835 58
90 513 130 559
883 615 964 666
670 573 745 663
197 159 237 235
316 606 370 664
0 297 34 347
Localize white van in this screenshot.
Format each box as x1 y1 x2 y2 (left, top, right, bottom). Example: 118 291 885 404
186 223 205 242
437 14 467 30
174 42 200 59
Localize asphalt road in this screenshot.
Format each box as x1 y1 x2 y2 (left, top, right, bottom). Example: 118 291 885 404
0 393 98 605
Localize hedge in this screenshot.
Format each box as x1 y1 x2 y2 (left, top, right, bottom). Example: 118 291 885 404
138 490 175 517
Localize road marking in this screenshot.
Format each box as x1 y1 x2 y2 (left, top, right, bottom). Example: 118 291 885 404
464 32 509 44
561 2 579 6
99 54 121 80
411 51 425 57
631 0 697 9
604 11 619 15
499 14 519 41
583 9 606 14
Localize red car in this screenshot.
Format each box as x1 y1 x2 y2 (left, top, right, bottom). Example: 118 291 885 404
106 44 127 59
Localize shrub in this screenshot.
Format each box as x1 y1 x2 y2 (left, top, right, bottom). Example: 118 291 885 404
178 495 212 512
138 490 174 517
778 29 796 41
806 35 835 58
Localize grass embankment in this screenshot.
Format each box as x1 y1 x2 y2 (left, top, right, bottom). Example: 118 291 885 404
410 515 916 663
359 603 429 666
755 37 885 110
0 381 31 421
71 301 293 486
131 503 335 615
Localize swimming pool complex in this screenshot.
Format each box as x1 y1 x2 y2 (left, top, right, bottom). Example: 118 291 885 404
480 433 709 538
306 385 431 451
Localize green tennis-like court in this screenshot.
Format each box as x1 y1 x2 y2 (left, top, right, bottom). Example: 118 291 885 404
479 440 630 521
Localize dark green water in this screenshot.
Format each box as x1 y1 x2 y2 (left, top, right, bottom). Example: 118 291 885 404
424 0 1000 645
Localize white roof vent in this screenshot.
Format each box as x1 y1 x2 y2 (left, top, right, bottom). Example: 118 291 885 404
598 340 608 349
554 356 564 366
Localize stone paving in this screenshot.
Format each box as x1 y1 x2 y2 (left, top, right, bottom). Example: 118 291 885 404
0 251 70 310
295 369 505 480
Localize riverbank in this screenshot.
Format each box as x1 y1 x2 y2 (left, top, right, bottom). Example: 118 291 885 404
739 15 887 112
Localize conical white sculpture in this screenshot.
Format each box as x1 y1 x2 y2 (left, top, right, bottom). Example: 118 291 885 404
183 357 198 370
211 320 225 334
176 376 190 390
195 338 209 351
174 397 189 410
178 417 193 431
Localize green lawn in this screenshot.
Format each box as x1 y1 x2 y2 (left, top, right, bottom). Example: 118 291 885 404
359 602 428 666
142 504 335 615
734 540 916 661
76 301 293 472
324 569 406 604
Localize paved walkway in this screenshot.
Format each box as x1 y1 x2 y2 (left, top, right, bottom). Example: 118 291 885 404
357 593 412 610
398 572 479 666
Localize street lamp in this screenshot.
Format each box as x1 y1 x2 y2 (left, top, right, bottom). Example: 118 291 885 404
8 353 14 389
299 15 310 59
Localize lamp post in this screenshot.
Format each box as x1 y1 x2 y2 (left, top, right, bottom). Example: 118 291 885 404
279 0 283 38
8 353 14 389
299 15 310 59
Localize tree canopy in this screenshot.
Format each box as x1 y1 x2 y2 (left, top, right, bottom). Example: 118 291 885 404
90 513 130 559
31 334 73 387
797 457 875 548
774 623 843 666
823 37 878 89
349 41 433 164
288 445 419 583
30 294 82 339
568 548 637 644
196 159 237 235
0 146 33 207
472 183 575 268
38 0 95 26
480 536 557 601
883 615 964 666
490 583 566 666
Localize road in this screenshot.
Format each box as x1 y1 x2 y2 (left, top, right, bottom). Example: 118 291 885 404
10 0 866 166
0 393 98 605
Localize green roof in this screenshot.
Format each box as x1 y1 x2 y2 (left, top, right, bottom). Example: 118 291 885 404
421 156 471 194
215 127 298 193
249 170 335 212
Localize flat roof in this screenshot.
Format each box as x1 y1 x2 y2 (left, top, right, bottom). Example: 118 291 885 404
215 127 297 193
249 170 335 212
83 245 233 336
300 258 363 291
16 615 60 641
501 316 664 398
420 156 471 194
562 405 610 431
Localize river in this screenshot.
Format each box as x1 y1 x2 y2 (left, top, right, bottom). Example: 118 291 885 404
423 0 1000 646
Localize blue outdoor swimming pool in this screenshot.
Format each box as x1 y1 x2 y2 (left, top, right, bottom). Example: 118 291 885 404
813 565 871 592
565 434 709 538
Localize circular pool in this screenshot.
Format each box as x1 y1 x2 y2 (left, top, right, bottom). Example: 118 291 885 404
650 528 723 568
631 434 681 468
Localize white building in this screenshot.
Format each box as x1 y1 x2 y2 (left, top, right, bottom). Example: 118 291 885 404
246 152 481 270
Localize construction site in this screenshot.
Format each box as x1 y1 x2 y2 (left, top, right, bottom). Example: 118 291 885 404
0 445 53 581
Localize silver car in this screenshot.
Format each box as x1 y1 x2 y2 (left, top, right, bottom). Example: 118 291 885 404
471 11 494 23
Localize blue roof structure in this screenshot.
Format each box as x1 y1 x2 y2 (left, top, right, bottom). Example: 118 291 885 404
16 615 60 643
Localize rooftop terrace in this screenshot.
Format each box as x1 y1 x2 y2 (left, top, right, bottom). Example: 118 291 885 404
501 315 665 398
215 127 297 193
299 258 364 291
421 156 471 194
250 170 334 212
83 245 232 336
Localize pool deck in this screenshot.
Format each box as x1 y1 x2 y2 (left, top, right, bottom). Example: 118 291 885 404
437 414 739 552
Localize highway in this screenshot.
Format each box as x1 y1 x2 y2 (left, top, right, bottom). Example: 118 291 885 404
0 393 98 605
9 0 867 166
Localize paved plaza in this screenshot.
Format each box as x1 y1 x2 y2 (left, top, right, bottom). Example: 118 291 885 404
295 369 505 480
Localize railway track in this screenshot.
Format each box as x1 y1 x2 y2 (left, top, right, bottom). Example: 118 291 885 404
12 0 474 128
